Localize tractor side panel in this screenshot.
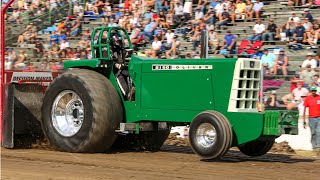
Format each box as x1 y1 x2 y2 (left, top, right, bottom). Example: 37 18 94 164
140 71 214 110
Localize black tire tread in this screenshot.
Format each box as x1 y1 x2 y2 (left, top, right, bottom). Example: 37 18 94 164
238 138 275 157
42 69 122 152
189 110 233 160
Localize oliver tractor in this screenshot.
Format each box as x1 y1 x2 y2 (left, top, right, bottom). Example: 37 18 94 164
1 26 299 160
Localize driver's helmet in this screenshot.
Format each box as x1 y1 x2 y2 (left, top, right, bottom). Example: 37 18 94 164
110 30 123 49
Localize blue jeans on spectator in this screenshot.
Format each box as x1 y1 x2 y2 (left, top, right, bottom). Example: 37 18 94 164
218 21 229 26
161 43 172 51
143 31 154 41
285 29 295 37
155 0 163 14
262 32 275 41
70 28 79 36
308 117 320 149
247 34 262 41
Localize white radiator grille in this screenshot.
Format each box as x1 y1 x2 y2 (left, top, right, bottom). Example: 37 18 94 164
228 58 262 112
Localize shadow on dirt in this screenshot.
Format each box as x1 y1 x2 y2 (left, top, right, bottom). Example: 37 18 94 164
161 145 318 164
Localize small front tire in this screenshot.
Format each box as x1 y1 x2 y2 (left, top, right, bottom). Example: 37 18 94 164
189 111 233 160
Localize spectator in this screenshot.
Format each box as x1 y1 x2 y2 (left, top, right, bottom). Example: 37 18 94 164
300 64 318 88
14 51 26 69
245 0 254 20
17 29 36 45
73 2 84 17
288 13 300 24
59 31 68 43
252 0 263 19
49 41 60 58
250 49 263 60
307 22 319 48
293 82 309 103
261 49 276 75
303 18 313 32
203 7 217 26
301 53 317 71
284 81 309 110
108 18 118 27
214 0 224 18
288 21 307 45
181 0 193 25
158 11 170 28
303 86 320 151
208 27 219 54
5 57 12 70
70 19 82 36
304 8 313 23
219 30 236 57
48 31 59 45
247 19 265 42
285 18 297 40
308 75 320 91
145 36 162 58
191 26 201 51
173 1 184 24
33 40 45 58
165 36 180 59
60 39 70 50
65 47 75 59
235 0 246 20
130 23 142 44
264 90 279 110
7 49 17 63
195 8 204 21
262 20 279 42
272 48 289 75
218 9 231 28
143 19 157 41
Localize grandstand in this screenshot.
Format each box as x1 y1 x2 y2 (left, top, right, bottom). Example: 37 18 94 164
3 0 320 110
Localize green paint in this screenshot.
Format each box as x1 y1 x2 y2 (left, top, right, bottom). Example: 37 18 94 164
63 59 100 69
62 27 298 146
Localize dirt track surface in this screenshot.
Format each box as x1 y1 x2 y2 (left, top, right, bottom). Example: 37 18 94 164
1 146 320 180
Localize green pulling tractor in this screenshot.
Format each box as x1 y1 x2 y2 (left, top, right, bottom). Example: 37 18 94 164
4 27 299 160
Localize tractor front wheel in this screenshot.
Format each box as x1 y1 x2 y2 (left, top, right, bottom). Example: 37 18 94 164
41 69 122 152
189 111 233 160
238 138 275 157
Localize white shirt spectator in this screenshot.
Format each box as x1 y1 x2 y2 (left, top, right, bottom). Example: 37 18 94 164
195 11 204 20
165 32 175 44
253 1 264 11
74 4 83 15
292 88 309 101
152 41 162 50
130 17 138 25
174 5 184 15
288 16 300 23
222 1 231 10
302 59 317 69
253 23 265 34
5 61 12 70
215 3 224 14
183 1 192 13
108 22 118 27
60 41 70 50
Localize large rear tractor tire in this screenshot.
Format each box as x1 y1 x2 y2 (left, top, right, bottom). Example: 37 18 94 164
238 138 275 157
41 69 123 152
113 128 171 151
189 111 233 160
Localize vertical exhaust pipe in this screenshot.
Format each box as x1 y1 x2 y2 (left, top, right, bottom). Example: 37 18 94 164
200 30 208 58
